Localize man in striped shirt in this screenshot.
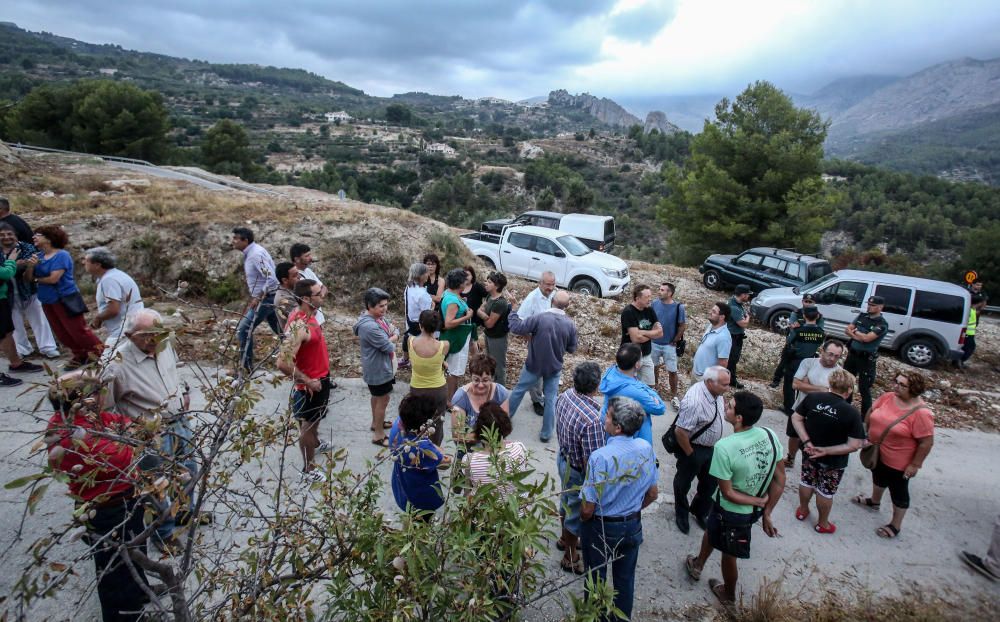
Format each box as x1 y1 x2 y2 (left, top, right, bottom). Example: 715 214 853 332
554 362 605 574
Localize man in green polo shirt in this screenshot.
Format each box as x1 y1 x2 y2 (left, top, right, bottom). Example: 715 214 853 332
684 391 784 606
844 296 889 414
726 284 751 389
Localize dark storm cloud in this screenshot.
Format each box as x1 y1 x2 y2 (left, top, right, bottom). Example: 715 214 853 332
4 0 658 96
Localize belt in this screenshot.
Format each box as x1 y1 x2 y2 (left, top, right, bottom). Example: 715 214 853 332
594 511 641 523
558 450 585 473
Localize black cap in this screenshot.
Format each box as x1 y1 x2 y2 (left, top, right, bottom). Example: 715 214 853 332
735 284 752 295
803 306 820 320
868 295 885 305
801 294 815 302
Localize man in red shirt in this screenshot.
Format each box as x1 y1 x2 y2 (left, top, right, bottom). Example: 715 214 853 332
278 279 333 484
45 372 152 621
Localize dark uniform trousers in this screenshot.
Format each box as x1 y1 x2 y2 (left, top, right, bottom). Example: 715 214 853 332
726 334 746 385
844 348 877 415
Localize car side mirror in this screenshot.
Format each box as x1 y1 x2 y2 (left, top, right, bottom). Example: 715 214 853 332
554 250 566 258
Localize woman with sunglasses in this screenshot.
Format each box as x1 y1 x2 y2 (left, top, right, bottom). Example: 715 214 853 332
853 370 935 539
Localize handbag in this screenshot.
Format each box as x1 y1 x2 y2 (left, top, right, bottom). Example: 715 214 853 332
60 291 88 317
661 396 718 457
859 404 922 470
674 303 686 357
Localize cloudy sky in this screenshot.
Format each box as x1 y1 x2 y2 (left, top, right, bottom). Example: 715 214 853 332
6 0 1000 100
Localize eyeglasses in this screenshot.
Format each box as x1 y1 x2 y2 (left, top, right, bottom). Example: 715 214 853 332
471 376 492 386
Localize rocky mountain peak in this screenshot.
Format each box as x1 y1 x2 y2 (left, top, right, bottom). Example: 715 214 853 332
547 89 641 128
643 111 681 135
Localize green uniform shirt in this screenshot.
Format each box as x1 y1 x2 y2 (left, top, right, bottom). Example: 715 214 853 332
849 313 889 353
727 296 746 336
788 323 826 359
709 426 783 514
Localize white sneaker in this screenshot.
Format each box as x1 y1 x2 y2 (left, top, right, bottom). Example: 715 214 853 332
671 397 681 410
317 440 334 453
301 469 327 484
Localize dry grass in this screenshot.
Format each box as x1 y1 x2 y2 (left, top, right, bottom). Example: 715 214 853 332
669 577 1000 622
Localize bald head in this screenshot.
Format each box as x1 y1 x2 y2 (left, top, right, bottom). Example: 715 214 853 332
552 290 571 310
124 309 166 354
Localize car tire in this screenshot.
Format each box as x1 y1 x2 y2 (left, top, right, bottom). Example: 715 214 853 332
479 256 496 269
768 310 792 334
900 338 939 368
571 278 601 297
702 269 722 290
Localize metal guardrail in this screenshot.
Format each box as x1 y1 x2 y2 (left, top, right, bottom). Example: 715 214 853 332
9 143 286 197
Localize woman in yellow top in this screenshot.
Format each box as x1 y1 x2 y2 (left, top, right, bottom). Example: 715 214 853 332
407 309 450 446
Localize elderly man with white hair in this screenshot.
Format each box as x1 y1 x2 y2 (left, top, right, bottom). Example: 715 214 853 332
83 246 144 346
672 365 730 535
101 309 204 552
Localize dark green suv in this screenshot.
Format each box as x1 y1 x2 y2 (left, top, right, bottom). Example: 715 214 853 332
699 247 832 294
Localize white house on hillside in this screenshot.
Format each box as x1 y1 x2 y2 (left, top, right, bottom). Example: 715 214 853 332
425 143 458 158
325 111 352 123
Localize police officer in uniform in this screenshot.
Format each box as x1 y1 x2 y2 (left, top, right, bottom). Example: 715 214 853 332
769 294 823 388
780 306 826 414
726 284 752 389
844 295 889 414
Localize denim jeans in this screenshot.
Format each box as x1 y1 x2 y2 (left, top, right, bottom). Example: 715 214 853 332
155 417 198 541
507 365 561 441
237 293 280 370
581 516 643 620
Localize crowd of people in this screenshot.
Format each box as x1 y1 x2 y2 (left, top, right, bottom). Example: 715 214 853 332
0 199 992 620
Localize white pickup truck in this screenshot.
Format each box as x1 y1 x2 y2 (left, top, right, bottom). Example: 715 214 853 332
460 225 630 297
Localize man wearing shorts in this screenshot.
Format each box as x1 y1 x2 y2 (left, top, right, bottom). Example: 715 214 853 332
791 369 865 534
278 279 333 483
651 282 686 408
620 284 662 388
685 391 784 606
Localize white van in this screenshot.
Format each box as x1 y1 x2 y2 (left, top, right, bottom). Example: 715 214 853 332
750 269 971 368
482 211 616 252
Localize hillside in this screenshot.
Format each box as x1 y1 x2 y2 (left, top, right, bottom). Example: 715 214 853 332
1 144 998 434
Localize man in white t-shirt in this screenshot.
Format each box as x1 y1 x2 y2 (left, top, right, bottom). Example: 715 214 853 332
290 242 326 325
83 247 144 346
787 339 845 467
516 271 556 415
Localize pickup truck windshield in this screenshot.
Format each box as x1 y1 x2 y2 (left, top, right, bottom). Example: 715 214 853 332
557 235 591 256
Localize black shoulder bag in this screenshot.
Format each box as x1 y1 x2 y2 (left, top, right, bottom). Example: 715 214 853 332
661 396 718 458
717 428 780 559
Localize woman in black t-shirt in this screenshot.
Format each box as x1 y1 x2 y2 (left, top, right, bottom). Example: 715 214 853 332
476 272 511 385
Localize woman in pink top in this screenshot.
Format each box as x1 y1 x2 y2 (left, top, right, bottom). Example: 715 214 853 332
853 370 934 539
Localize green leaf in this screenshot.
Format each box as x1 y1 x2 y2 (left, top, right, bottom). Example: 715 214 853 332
5 473 46 489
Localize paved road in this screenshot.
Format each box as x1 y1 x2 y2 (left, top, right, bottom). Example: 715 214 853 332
109 162 233 191
1 370 997 620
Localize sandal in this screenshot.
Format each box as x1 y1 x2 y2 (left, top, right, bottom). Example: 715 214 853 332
560 556 584 575
852 495 880 510
555 539 581 552
708 578 735 607
370 421 394 431
783 457 795 470
876 524 899 539
685 554 702 581
795 507 809 521
814 522 837 534
371 437 389 448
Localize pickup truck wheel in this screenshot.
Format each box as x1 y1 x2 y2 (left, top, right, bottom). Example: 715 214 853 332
571 278 600 297
768 310 792 334
900 338 938 368
702 269 722 290
478 256 496 269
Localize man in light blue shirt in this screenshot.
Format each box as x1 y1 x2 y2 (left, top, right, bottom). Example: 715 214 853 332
83 246 144 346
650 282 686 408
598 343 665 447
580 396 659 620
692 302 732 378
232 227 281 372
